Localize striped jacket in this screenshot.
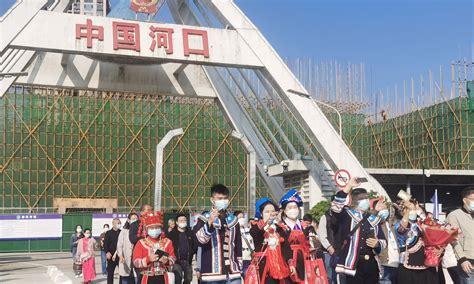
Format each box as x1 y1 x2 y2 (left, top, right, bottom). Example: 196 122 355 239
331 191 387 276
193 211 242 282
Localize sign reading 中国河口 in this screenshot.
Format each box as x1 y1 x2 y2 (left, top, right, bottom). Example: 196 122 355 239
10 11 263 69
75 19 209 58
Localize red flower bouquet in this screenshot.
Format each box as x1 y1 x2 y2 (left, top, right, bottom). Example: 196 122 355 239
420 218 459 267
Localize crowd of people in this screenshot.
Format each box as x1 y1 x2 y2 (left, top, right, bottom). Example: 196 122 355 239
69 181 474 284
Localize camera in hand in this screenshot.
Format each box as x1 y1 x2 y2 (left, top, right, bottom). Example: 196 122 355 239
155 249 169 258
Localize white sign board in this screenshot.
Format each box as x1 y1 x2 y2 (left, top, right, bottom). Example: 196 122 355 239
92 213 128 237
11 11 263 69
0 214 62 240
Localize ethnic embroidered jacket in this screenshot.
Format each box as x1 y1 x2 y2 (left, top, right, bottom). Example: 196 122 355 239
395 221 426 270
192 211 242 282
331 191 387 276
132 234 176 281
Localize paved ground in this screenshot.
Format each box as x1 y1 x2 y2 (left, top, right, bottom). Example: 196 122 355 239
0 252 117 284
0 252 201 284
0 252 456 284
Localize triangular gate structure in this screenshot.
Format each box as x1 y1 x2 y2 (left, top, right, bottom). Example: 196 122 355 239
0 0 388 216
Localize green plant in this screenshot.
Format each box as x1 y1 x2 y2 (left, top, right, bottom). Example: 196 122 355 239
309 200 331 222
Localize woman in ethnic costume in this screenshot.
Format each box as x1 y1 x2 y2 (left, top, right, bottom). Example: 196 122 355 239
278 189 310 283
132 211 176 284
249 198 292 284
395 200 439 284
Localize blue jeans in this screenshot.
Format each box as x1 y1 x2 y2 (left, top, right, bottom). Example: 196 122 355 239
120 275 135 284
379 265 397 284
324 252 338 284
100 250 107 274
459 266 474 284
71 247 77 260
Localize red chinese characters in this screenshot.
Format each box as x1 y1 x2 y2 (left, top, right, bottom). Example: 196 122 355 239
183 28 209 58
112 22 141 51
74 20 211 58
149 26 174 54
76 19 104 48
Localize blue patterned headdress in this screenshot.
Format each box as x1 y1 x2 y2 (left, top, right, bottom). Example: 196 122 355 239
279 189 303 209
255 198 278 219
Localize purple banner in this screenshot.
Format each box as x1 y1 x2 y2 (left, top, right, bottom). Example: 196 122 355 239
0 214 62 220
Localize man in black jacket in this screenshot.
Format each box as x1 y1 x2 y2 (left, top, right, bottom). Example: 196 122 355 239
104 218 121 284
129 204 153 245
168 213 197 284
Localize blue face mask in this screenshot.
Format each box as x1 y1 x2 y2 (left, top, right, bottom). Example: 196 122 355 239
379 209 389 221
468 201 474 212
148 228 161 238
214 199 229 211
357 199 370 211
408 212 418 221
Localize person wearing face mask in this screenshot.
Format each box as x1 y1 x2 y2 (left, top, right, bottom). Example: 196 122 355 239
376 203 399 284
233 210 254 278
130 205 153 284
168 213 197 284
130 204 153 245
104 218 122 284
278 189 311 283
132 211 176 284
394 198 437 283
71 224 84 258
192 184 242 284
318 195 342 284
117 213 138 284
76 228 97 284
249 198 292 283
71 224 85 278
331 178 387 284
100 224 110 275
447 186 474 284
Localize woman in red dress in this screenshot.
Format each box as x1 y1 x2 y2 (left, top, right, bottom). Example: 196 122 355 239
76 228 96 284
132 211 176 284
279 189 310 283
249 198 292 284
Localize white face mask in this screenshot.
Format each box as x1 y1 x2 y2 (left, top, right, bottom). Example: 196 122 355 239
76 227 82 233
84 233 91 238
115 224 122 230
103 227 109 232
263 212 275 223
177 222 187 229
238 218 248 227
285 208 299 220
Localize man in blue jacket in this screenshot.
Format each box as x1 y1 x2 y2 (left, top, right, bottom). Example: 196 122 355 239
331 178 387 284
193 184 242 284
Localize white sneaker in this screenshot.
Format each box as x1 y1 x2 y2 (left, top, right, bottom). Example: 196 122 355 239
75 275 79 278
